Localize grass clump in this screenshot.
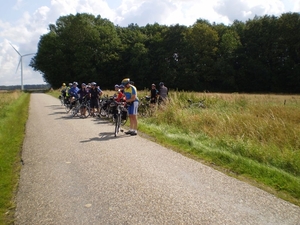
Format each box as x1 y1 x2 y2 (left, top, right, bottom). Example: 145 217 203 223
0 91 30 225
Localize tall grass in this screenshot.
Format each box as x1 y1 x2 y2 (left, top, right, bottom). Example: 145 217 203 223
0 91 30 225
138 91 300 205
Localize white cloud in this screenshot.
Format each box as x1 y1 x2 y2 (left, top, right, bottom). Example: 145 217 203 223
13 0 24 10
214 0 286 23
292 0 300 11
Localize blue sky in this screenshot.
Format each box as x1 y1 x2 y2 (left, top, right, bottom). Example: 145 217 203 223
0 0 299 86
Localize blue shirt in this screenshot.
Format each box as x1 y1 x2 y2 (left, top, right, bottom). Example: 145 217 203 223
68 86 80 98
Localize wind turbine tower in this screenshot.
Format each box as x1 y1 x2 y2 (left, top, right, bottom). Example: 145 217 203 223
10 43 35 91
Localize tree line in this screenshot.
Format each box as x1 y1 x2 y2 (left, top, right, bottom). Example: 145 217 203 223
30 12 300 93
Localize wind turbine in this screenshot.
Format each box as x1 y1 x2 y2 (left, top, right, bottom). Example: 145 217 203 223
10 43 35 91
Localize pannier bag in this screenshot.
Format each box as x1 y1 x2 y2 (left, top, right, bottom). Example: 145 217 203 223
122 108 127 120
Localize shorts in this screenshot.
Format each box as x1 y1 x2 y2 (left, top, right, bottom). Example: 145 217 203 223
90 99 99 108
127 101 138 115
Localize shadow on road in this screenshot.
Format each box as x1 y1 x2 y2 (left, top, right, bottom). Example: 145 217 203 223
45 105 63 110
80 132 129 142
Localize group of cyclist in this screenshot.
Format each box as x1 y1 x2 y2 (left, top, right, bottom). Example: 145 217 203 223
59 79 168 136
60 81 103 117
150 82 168 104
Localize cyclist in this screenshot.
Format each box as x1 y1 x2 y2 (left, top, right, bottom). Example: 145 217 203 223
78 83 89 117
64 83 72 104
115 84 126 102
158 82 168 104
150 83 159 104
68 82 79 109
122 78 139 136
59 83 67 103
89 82 101 117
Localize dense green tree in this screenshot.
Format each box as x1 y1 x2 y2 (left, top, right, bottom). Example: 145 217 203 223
161 24 188 89
184 22 219 91
30 12 300 93
276 13 300 92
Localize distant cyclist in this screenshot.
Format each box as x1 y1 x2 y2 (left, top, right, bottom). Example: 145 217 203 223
59 83 68 103
150 83 159 104
89 82 101 117
158 82 168 104
68 82 79 109
78 83 89 117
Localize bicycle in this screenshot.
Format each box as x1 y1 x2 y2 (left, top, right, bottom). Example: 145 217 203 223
99 96 114 119
71 98 91 118
59 95 65 106
58 89 68 105
64 97 73 113
187 99 206 109
138 96 152 117
113 101 128 137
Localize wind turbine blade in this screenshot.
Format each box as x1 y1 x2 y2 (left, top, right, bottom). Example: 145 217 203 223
23 53 35 57
9 43 21 56
16 58 21 73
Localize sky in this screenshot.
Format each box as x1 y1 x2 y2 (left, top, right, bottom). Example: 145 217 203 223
0 0 299 86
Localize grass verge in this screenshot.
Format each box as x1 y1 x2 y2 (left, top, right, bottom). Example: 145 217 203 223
0 92 30 225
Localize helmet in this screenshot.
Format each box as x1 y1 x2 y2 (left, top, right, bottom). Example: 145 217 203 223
91 82 96 86
62 83 66 86
121 78 130 85
73 81 78 85
81 83 86 86
159 82 164 86
152 83 156 87
119 84 124 88
69 83 73 86
115 84 119 88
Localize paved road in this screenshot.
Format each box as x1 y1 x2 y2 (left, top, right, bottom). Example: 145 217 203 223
15 93 300 225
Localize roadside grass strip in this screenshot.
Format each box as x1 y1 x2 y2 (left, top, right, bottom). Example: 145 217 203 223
0 93 30 225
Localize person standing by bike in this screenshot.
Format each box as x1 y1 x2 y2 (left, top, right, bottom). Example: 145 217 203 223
150 83 159 104
68 82 79 109
158 82 168 104
122 78 139 136
89 82 101 117
78 83 89 117
59 83 67 104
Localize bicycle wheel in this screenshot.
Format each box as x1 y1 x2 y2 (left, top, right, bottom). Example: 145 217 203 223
99 106 108 118
65 103 71 113
138 103 147 117
83 105 91 117
59 96 64 105
71 106 79 117
121 115 128 126
114 113 121 137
